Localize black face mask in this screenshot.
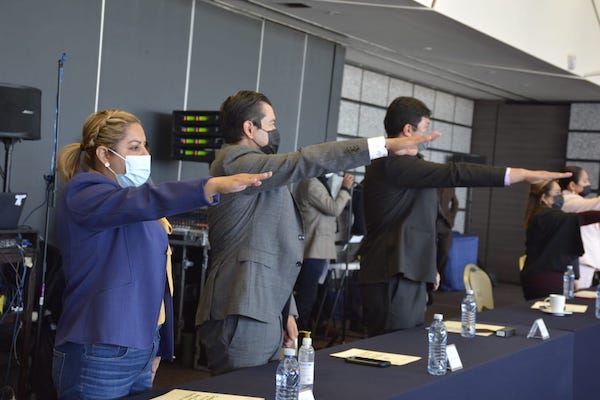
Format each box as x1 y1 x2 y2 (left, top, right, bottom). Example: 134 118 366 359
259 129 280 154
581 185 592 197
552 194 564 210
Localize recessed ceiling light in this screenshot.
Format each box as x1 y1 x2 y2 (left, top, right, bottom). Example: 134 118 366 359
423 46 433 51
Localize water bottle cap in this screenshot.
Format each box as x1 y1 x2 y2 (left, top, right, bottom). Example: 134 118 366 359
466 289 474 295
283 348 296 357
302 337 312 347
434 313 443 320
567 265 573 270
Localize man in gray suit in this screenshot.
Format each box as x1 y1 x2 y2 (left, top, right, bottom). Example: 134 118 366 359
195 90 439 374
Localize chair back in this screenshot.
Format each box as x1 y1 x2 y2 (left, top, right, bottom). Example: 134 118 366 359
518 255 526 271
463 263 494 311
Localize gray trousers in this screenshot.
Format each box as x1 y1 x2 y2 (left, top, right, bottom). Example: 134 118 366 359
198 314 283 375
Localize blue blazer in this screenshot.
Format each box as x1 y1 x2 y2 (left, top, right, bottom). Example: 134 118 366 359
56 172 216 360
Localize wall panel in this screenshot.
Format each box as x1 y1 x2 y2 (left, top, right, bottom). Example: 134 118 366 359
0 0 345 240
471 102 569 284
0 0 102 233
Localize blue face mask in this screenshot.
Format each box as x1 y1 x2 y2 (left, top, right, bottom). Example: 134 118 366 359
106 148 151 188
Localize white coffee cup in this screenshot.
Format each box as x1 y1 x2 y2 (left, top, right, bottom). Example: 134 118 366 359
544 294 566 314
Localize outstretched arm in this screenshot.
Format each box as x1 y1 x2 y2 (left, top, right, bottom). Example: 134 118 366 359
578 210 600 226
384 131 441 156
508 168 571 185
204 171 273 201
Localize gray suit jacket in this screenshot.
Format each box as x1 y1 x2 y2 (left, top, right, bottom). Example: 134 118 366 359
196 139 370 325
294 177 351 260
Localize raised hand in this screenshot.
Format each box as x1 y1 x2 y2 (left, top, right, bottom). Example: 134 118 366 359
509 168 572 185
342 173 355 189
205 171 273 200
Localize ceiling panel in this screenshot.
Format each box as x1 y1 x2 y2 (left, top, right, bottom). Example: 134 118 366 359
210 0 600 101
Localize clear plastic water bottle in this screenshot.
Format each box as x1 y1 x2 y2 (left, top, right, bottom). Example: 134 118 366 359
427 313 448 376
563 265 575 299
276 348 300 400
595 284 600 319
298 332 315 393
460 289 477 338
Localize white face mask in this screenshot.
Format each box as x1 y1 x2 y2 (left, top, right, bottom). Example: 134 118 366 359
106 148 151 188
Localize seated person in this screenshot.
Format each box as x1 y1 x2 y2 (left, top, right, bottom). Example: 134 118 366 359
521 180 600 300
559 166 600 288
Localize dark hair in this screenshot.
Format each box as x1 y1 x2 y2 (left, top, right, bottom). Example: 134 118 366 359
558 165 584 190
523 180 555 228
384 97 431 138
220 90 272 144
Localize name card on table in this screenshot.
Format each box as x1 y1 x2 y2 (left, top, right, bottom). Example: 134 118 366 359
526 318 550 340
446 344 463 372
299 390 316 400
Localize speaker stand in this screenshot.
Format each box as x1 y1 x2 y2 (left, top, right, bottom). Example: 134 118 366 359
2 137 18 192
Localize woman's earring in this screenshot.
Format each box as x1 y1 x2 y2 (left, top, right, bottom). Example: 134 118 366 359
104 162 110 168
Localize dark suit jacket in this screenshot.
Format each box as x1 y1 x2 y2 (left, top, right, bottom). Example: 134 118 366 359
522 208 582 278
196 139 371 326
359 155 506 285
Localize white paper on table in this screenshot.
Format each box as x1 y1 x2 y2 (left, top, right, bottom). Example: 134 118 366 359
530 301 588 313
151 389 264 400
443 320 505 337
574 290 597 299
329 348 421 366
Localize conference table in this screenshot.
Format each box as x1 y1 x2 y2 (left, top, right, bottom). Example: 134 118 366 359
130 296 599 400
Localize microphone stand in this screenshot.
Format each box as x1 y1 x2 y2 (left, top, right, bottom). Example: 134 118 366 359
2 137 18 192
338 183 354 344
35 53 66 350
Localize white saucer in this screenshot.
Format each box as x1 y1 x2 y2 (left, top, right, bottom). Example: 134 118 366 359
539 306 572 316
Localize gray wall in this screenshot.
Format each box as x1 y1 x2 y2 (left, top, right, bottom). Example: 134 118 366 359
0 0 344 242
470 102 570 284
566 103 600 192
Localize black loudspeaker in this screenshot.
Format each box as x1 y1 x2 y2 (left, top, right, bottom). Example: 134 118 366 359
0 84 42 140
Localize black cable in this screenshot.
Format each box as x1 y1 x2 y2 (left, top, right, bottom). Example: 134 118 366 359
1 247 27 388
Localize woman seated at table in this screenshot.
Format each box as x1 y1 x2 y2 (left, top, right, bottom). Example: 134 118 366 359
559 166 600 288
521 180 600 300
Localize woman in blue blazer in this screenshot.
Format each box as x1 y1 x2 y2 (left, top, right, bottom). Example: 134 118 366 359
52 109 270 399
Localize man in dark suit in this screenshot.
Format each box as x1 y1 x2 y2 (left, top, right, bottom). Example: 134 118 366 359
358 96 571 337
195 90 440 374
